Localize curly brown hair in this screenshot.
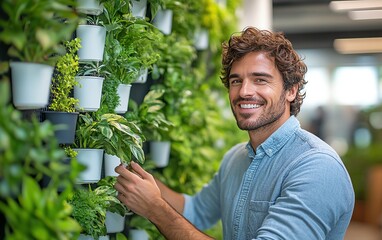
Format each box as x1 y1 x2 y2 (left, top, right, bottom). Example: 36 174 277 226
221 27 307 116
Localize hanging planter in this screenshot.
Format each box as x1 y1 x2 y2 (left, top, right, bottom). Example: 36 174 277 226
133 68 148 84
106 211 125 233
131 0 147 18
41 111 79 145
10 62 53 110
74 76 104 112
152 9 173 35
104 153 121 177
194 28 209 50
129 229 149 240
76 25 106 62
77 0 103 16
74 148 104 184
114 84 132 114
150 141 171 168
78 234 109 240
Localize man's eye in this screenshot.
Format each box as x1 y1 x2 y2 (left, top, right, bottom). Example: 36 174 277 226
230 79 241 85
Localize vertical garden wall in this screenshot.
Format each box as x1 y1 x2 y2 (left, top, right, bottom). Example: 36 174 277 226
0 0 247 239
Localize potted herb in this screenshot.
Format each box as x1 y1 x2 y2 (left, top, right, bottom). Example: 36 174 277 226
0 0 79 110
42 38 81 145
75 61 108 112
69 176 129 239
73 113 145 182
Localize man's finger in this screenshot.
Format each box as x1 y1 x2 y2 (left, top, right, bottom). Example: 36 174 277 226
130 161 150 179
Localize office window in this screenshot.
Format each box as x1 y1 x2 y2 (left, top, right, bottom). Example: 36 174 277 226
304 67 330 107
333 66 378 106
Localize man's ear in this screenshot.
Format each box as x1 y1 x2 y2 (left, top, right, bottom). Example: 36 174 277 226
286 84 298 102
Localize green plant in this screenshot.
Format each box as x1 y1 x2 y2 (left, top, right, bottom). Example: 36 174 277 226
49 38 81 112
0 0 80 65
77 61 109 77
68 177 129 239
0 177 82 240
74 113 145 165
97 176 129 215
98 1 162 114
0 80 83 239
0 82 76 197
126 89 174 141
68 185 108 239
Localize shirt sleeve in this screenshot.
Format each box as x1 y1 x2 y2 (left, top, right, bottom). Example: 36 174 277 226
254 151 355 240
182 172 222 230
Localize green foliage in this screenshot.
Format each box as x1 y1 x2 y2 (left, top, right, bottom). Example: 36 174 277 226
49 38 81 112
77 61 109 77
74 113 145 165
97 176 129 215
0 80 83 239
68 185 108 239
0 177 81 240
99 0 162 114
68 177 129 239
126 89 174 141
0 0 80 65
0 82 76 197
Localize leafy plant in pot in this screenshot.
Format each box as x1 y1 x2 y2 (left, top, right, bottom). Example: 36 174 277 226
77 14 107 62
75 61 108 112
98 1 161 114
126 89 173 167
68 182 125 239
0 0 80 110
73 113 145 182
42 38 81 145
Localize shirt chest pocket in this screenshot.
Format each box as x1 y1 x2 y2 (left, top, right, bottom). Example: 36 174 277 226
247 201 274 238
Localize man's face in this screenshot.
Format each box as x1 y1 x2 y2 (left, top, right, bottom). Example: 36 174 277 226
228 51 296 131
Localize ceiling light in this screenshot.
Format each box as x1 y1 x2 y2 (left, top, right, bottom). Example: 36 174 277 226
333 37 382 54
349 9 382 20
330 0 382 12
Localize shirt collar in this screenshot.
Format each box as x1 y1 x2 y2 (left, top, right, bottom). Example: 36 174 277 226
246 116 300 158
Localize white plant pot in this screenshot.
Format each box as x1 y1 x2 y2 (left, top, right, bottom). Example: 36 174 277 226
133 68 148 84
74 76 104 112
194 28 209 50
76 25 106 62
74 148 104 184
10 62 53 110
150 141 171 168
114 84 132 114
152 9 173 35
106 211 125 233
78 234 110 240
129 229 149 240
131 0 147 18
77 0 103 15
104 153 121 177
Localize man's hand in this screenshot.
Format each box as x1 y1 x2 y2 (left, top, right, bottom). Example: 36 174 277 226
114 161 165 219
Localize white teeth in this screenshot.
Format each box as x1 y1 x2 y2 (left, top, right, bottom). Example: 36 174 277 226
240 104 260 109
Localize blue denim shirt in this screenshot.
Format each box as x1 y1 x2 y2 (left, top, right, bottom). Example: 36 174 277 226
183 116 354 240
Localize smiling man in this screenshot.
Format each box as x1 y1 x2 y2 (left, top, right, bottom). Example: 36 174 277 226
114 27 355 240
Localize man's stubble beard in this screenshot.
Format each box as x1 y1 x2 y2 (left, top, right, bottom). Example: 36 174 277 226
232 91 287 131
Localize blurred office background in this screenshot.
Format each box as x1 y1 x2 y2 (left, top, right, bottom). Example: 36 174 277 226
244 0 382 239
